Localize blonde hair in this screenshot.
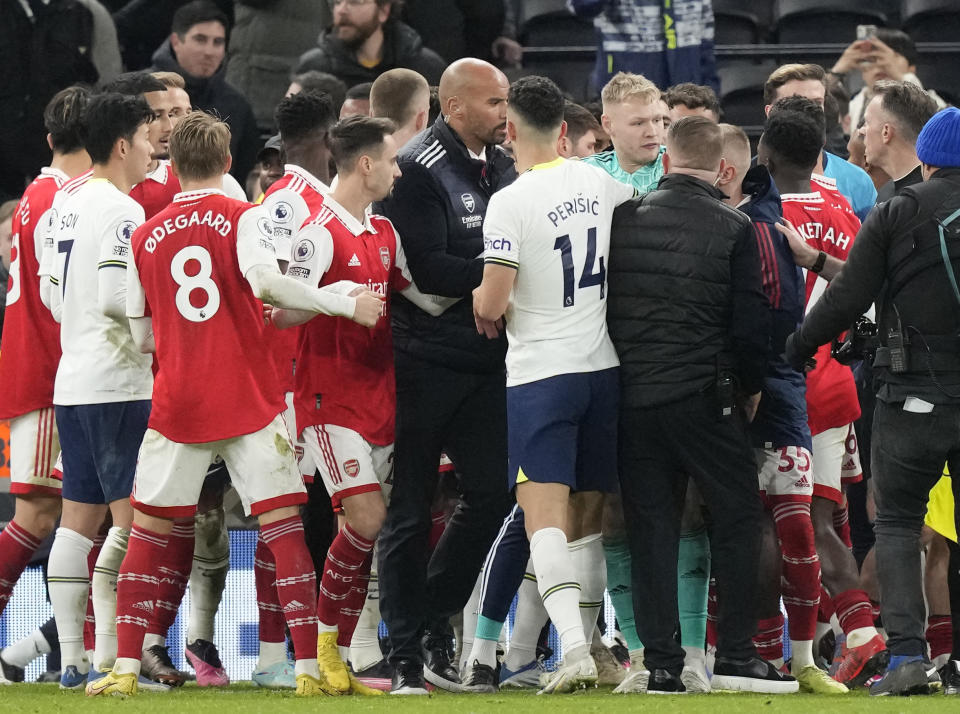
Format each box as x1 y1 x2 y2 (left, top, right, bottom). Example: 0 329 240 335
601 72 660 109
151 71 186 90
718 123 751 175
169 111 231 181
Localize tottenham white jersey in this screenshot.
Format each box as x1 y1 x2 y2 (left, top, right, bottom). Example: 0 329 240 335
51 178 153 405
483 158 635 386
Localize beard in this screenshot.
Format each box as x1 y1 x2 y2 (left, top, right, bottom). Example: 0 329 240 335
335 15 380 49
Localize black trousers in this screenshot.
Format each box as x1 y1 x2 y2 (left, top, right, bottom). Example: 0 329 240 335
619 390 762 673
378 357 513 663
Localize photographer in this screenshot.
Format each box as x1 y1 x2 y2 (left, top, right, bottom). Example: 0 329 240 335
786 107 960 696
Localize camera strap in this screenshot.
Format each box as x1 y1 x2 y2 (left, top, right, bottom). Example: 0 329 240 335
938 207 960 309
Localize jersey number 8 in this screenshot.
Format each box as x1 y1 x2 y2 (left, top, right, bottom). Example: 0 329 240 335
171 245 221 322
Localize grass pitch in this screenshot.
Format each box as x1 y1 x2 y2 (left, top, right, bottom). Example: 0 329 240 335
2 683 959 713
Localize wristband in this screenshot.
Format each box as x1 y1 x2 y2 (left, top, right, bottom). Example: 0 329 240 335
810 250 827 273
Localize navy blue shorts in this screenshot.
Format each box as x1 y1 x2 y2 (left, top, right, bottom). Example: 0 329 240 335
56 400 151 504
506 367 619 493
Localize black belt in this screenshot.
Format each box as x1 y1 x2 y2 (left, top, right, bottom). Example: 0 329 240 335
874 345 960 372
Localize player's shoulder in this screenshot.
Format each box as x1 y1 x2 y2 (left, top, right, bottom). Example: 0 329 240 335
370 212 399 238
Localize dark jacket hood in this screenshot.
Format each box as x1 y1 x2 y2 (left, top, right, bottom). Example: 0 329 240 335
741 164 782 225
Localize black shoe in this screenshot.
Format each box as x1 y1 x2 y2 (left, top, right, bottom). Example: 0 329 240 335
647 668 686 694
712 655 799 694
422 631 461 692
353 658 393 680
941 660 960 695
463 660 498 694
609 638 630 668
391 658 429 695
141 645 186 687
0 649 25 683
869 657 932 696
35 670 61 683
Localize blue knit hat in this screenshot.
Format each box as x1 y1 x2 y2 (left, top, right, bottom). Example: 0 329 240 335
916 107 960 168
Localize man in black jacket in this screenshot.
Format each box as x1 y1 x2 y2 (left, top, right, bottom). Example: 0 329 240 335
786 107 960 697
295 0 445 89
150 1 259 183
608 117 793 694
375 57 515 695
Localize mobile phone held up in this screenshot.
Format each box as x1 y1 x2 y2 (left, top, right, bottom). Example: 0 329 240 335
857 24 878 41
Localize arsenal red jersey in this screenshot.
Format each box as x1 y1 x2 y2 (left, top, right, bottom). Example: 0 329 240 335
782 185 863 435
127 189 284 443
289 196 409 445
0 169 67 418
130 160 181 220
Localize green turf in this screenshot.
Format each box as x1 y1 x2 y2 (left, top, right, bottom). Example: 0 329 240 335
2 683 958 713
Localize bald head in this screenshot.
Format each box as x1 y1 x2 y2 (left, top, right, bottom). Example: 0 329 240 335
438 58 509 152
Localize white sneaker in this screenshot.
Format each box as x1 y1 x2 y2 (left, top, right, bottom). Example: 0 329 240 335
538 653 598 694
500 659 548 688
680 665 711 693
613 667 649 693
592 644 626 686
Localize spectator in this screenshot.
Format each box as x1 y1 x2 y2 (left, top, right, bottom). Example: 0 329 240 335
570 0 719 97
77 0 123 85
341 82 373 118
830 29 946 130
151 0 259 183
226 0 332 132
401 0 505 63
663 83 720 123
0 199 16 335
558 101 604 158
112 0 233 70
287 71 348 115
370 69 431 148
295 0 446 89
255 134 284 199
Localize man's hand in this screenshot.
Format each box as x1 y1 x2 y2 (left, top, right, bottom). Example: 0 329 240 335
742 392 761 423
785 331 818 373
350 287 385 328
863 38 909 81
831 39 874 75
775 218 818 269
474 313 504 339
492 37 523 67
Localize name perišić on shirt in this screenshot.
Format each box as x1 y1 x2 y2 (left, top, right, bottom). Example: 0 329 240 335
547 193 601 227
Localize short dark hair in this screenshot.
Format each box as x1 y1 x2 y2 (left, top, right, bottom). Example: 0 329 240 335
101 71 167 96
291 71 347 112
45 86 91 154
768 95 826 143
762 105 823 171
275 90 337 144
666 116 722 170
346 82 373 101
874 28 919 67
508 75 564 133
563 101 602 144
327 115 396 173
83 92 155 164
172 0 229 39
663 82 720 117
763 63 825 106
873 79 938 144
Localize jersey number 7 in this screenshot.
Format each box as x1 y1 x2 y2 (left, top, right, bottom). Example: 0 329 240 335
553 227 605 308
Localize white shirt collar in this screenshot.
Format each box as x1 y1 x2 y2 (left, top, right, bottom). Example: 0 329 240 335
173 188 226 203
285 164 330 195
322 193 376 236
468 147 486 162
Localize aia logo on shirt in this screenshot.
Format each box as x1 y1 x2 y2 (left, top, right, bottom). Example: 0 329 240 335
461 193 475 213
343 459 360 478
379 246 390 269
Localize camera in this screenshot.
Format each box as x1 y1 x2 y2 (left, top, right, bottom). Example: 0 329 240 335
831 315 879 365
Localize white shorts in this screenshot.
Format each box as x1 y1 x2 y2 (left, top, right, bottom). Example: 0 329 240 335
302 424 393 512
10 407 62 495
282 392 317 483
756 446 814 502
812 424 859 504
130 412 307 518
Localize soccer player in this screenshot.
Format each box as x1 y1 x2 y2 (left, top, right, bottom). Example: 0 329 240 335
45 92 156 689
472 75 635 694
759 98 887 687
85 110 384 698
0 86 91 654
272 115 444 695
718 124 847 694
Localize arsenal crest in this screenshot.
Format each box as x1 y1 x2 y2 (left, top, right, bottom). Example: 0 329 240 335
460 192 475 213
379 246 391 269
343 459 360 478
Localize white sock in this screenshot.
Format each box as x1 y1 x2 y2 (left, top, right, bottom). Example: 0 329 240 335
2 627 52 668
349 567 382 672
529 527 585 659
503 559 548 671
188 507 229 644
683 646 706 672
92 526 129 671
592 624 604 648
569 534 605 644
48 527 93 672
113 656 141 677
467 637 499 669
295 658 320 679
142 633 165 651
258 641 288 669
847 625 879 649
459 571 483 673
790 639 815 669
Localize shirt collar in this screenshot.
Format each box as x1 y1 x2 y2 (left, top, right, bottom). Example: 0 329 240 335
40 167 70 183
323 193 376 236
173 188 225 203
144 160 170 184
527 157 565 172
284 164 330 195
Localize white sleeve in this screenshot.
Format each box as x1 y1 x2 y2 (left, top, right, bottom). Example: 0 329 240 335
237 206 281 276
261 189 309 263
481 193 520 269
221 172 248 201
394 230 460 316
126 251 146 319
603 168 637 206
97 204 143 319
286 222 334 286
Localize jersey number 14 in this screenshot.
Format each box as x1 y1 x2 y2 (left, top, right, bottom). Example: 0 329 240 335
554 227 605 307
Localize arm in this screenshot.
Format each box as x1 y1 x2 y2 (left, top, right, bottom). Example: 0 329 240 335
390 227 460 317
47 276 62 323
730 222 771 396
776 219 844 281
129 316 155 353
472 263 515 322
98 262 127 320
97 210 141 321
37 210 57 314
380 161 483 297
